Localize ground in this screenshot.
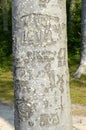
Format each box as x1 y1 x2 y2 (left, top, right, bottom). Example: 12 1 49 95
0 103 86 130
0 103 14 130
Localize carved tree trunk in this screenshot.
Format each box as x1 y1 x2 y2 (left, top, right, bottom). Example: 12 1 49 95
74 0 86 78
12 0 72 130
1 0 8 31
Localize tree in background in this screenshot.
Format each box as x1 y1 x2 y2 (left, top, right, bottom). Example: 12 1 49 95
0 0 12 67
67 0 75 33
13 0 72 130
1 0 8 31
74 0 86 78
67 0 81 57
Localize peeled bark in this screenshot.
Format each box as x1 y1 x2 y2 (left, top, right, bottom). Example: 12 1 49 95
74 0 86 78
1 0 8 31
12 0 72 130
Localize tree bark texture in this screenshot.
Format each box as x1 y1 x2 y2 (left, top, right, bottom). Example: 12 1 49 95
12 0 72 130
1 0 8 31
74 0 86 78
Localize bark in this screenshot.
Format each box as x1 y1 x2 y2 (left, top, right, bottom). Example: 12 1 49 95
12 0 72 130
74 0 86 78
1 0 8 31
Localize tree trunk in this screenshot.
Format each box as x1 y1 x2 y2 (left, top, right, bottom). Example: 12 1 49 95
12 0 72 130
74 0 86 78
1 0 8 31
68 0 75 29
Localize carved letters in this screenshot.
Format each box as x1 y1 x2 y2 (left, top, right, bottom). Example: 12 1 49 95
21 14 61 46
40 113 59 126
14 12 67 127
45 63 56 91
57 74 64 93
57 48 66 67
39 0 51 7
26 50 56 63
16 100 33 121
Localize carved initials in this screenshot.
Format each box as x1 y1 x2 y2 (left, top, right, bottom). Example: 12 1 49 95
57 48 66 67
39 0 50 7
57 74 64 93
40 113 59 126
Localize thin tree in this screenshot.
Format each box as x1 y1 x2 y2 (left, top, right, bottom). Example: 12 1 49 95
74 0 86 78
67 0 76 31
1 0 8 31
12 0 72 130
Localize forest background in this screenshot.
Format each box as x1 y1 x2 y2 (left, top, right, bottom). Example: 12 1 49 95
0 0 86 115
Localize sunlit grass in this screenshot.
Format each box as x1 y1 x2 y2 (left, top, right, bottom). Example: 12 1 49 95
0 69 14 104
0 55 86 107
69 55 86 106
70 84 86 105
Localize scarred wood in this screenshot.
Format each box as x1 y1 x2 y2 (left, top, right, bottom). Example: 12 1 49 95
12 0 72 130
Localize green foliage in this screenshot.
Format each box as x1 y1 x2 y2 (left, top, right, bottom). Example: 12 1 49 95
0 0 12 68
0 0 82 68
67 0 81 56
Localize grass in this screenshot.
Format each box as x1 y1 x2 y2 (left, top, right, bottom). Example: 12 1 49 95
70 78 86 105
0 55 86 107
0 68 14 104
69 55 86 106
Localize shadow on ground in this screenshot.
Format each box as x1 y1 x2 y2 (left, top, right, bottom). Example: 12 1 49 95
0 103 14 130
0 103 86 130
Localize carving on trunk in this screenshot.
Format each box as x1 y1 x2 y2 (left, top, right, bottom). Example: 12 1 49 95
26 50 56 63
16 101 33 121
57 48 66 67
40 113 59 126
56 74 64 93
39 0 51 7
44 63 56 91
13 0 72 129
20 14 60 46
